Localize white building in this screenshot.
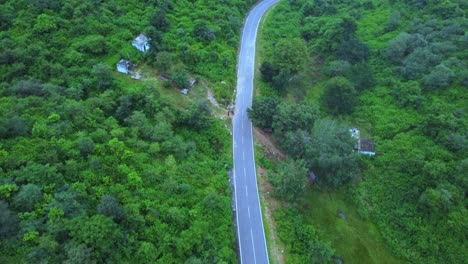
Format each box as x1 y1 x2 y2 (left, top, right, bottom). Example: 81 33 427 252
116 59 133 74
132 33 150 52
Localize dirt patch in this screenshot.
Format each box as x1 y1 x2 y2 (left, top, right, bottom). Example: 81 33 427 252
257 166 286 264
253 128 285 161
207 87 220 107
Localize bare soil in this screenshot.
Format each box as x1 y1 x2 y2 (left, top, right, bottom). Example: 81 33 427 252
253 128 285 161
253 128 286 264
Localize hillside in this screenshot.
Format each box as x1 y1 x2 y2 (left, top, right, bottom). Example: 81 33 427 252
0 0 256 262
254 0 467 263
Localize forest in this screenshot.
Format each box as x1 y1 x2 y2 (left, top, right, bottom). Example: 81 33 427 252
0 0 259 263
251 0 467 263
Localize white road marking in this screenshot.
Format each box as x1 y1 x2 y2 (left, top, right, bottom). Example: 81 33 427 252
245 185 248 197
244 167 247 178
243 152 245 161
242 135 244 144
251 228 257 264
247 206 251 217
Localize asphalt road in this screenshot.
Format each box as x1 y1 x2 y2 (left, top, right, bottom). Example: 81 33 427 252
233 0 278 263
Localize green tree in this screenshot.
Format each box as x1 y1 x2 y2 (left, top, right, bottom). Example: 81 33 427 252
422 64 455 90
304 118 360 189
272 102 318 143
150 10 170 32
247 96 279 130
64 241 96 264
270 159 308 203
0 201 19 238
170 66 189 88
92 63 115 91
260 61 279 82
418 183 463 216
155 51 173 73
322 76 357 115
13 184 42 212
97 195 122 221
337 36 370 63
272 38 308 73
181 100 212 130
66 215 123 259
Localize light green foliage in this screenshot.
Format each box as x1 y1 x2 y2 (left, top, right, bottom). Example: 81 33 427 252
272 38 308 73
260 0 467 262
275 208 334 264
0 0 240 262
269 159 308 203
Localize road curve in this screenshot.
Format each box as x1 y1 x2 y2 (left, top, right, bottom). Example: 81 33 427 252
233 0 278 263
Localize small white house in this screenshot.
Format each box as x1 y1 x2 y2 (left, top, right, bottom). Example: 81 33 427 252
117 59 133 74
132 33 150 52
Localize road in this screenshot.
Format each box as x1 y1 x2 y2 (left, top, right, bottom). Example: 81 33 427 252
233 0 278 263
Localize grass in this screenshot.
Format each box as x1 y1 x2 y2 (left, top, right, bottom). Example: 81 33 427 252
300 187 403 264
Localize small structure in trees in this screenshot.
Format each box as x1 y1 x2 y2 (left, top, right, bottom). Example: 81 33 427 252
308 171 317 184
349 128 376 156
116 59 133 74
132 33 150 52
359 139 376 156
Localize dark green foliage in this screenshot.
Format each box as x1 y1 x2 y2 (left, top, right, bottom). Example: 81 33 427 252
322 77 357 115
180 100 213 130
193 21 216 42
78 137 94 158
323 60 351 77
269 159 308 203
260 61 279 82
0 201 19 239
272 69 292 92
337 37 370 63
0 116 30 139
385 10 401 32
155 51 173 73
150 10 170 32
13 184 42 212
247 96 280 130
10 79 47 97
422 64 455 90
92 63 115 92
63 242 95 264
97 195 122 221
401 47 441 79
305 119 359 189
384 32 427 64
170 66 190 88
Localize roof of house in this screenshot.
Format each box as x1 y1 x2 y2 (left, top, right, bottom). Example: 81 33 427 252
359 139 375 153
133 33 149 45
117 59 133 71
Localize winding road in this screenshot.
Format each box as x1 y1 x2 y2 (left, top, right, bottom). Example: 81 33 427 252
233 0 278 263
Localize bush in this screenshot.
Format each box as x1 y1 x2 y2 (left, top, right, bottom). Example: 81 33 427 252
422 64 455 90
